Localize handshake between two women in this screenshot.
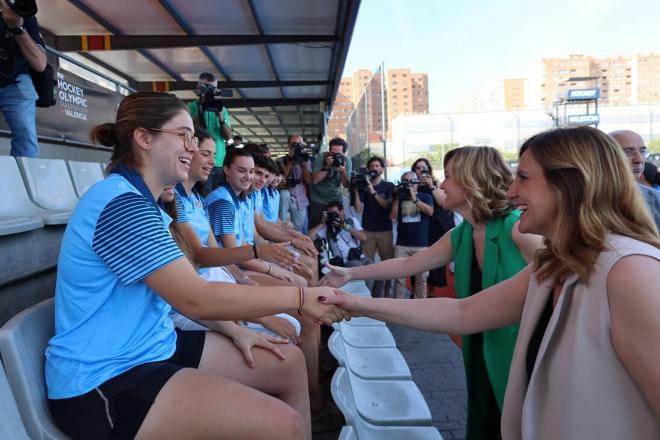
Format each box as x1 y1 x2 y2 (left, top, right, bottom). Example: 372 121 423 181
309 264 364 325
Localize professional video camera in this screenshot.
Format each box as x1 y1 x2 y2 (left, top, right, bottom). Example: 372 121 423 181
290 142 316 164
7 0 38 18
199 83 232 113
395 179 418 201
350 167 369 191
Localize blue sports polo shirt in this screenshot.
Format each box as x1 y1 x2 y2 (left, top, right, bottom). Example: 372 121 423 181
242 191 259 245
45 174 184 399
206 183 249 245
174 185 212 274
262 188 280 223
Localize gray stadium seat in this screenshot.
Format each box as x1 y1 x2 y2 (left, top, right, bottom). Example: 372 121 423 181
16 157 78 212
0 156 70 225
331 368 439 438
66 161 104 198
0 216 44 236
0 298 69 439
0 360 30 439
329 332 411 380
339 322 397 348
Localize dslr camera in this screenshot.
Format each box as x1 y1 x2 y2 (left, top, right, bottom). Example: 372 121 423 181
7 0 38 18
285 175 302 188
350 167 369 191
199 83 232 113
417 169 434 193
325 211 342 227
325 152 345 168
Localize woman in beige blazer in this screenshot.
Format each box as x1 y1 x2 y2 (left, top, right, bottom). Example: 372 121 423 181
323 126 660 439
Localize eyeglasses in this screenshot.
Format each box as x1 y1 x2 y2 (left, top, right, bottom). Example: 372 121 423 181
414 166 429 171
149 128 198 149
622 147 649 159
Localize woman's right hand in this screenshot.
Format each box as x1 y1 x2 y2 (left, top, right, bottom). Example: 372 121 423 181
318 263 352 288
257 242 298 268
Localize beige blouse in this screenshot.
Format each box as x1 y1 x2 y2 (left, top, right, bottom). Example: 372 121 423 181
501 234 660 439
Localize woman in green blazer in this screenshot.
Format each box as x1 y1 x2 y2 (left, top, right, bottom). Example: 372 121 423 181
322 146 543 439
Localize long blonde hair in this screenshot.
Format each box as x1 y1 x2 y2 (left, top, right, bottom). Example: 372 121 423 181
520 126 660 284
443 146 514 223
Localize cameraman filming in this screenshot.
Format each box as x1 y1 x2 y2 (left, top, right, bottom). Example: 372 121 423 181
0 0 46 158
308 200 375 290
352 156 395 297
276 134 312 232
188 72 231 192
310 137 352 226
390 171 434 299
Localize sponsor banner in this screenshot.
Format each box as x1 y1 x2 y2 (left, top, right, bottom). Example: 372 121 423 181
0 61 122 146
566 88 600 101
567 114 600 125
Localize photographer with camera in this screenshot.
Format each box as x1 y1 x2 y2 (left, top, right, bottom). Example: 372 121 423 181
276 134 313 232
188 72 232 192
310 137 352 227
0 0 46 158
352 156 395 297
412 157 457 293
308 200 376 290
390 171 434 299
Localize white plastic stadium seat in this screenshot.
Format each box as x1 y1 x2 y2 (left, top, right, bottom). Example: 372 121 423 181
16 157 79 212
0 156 70 225
338 425 356 440
0 216 44 236
0 360 30 439
339 322 397 348
343 316 386 327
329 331 411 380
0 298 69 439
342 280 372 296
66 161 105 198
331 368 440 438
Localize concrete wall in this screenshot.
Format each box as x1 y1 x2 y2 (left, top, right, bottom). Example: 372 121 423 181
0 227 64 325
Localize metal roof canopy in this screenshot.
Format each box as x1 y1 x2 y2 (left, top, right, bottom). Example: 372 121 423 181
38 0 361 155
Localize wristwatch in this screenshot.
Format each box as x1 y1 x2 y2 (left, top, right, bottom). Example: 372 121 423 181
9 26 25 36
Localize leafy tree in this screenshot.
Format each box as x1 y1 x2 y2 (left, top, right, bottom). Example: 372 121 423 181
648 137 660 154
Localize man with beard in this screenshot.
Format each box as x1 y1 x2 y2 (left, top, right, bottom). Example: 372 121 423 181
352 156 395 297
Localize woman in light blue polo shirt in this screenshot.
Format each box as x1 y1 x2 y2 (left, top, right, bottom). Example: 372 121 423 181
167 127 302 341
45 92 345 440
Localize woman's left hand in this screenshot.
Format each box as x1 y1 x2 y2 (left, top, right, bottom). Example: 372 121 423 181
231 326 288 368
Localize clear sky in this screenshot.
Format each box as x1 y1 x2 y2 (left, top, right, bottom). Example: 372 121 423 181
342 0 660 113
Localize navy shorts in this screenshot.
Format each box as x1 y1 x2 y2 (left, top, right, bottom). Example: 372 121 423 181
49 329 206 439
